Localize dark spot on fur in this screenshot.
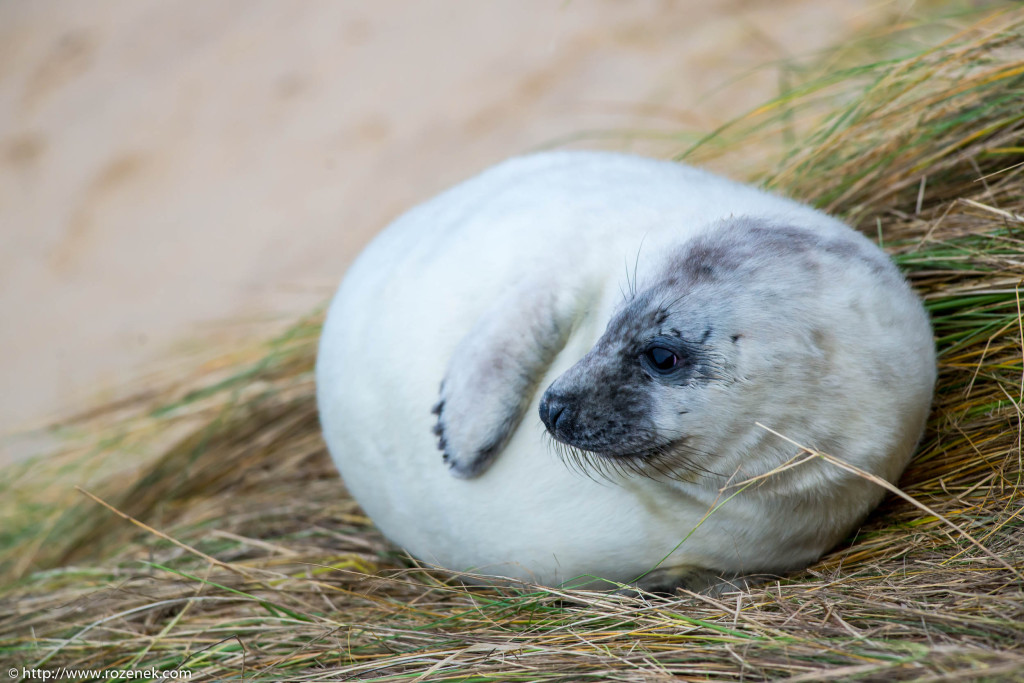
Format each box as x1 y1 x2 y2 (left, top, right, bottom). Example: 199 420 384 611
665 218 896 289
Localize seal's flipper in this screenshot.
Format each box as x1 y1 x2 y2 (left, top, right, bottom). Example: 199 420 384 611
625 565 774 598
434 284 577 478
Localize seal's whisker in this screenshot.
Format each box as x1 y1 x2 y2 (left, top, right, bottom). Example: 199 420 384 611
544 425 727 482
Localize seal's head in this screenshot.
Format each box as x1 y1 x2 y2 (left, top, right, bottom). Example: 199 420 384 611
539 217 934 487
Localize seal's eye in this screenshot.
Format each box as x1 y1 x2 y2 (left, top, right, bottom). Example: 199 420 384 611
645 346 678 373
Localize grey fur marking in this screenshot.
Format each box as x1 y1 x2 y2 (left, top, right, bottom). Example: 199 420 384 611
540 218 900 478
437 217 905 481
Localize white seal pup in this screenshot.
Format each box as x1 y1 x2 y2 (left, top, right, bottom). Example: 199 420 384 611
316 150 936 594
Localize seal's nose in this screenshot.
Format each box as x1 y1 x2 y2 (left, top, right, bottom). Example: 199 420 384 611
539 392 570 436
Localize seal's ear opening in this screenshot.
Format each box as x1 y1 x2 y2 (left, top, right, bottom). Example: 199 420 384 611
433 283 574 479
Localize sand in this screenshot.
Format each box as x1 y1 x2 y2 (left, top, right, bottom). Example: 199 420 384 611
0 0 907 461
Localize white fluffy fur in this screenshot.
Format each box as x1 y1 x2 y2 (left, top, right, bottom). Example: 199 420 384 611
316 151 936 589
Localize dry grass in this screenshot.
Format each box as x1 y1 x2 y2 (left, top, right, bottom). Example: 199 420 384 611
3 7 1024 682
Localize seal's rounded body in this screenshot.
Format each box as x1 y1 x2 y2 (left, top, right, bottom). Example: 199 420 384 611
316 151 935 592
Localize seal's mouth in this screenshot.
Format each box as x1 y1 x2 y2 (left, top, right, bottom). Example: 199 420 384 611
545 433 702 482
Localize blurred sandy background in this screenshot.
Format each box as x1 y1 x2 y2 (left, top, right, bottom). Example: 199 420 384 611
2 0 929 461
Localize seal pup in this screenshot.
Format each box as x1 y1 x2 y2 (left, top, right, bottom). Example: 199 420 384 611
316 150 936 594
